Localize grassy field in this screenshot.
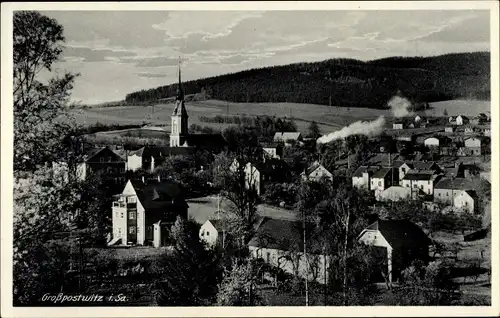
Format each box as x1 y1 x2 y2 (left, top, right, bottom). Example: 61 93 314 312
72 100 390 135
426 100 490 117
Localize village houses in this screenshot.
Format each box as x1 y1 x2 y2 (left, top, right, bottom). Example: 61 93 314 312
370 167 399 198
434 178 477 213
230 159 262 195
273 132 303 147
352 165 379 190
301 161 333 182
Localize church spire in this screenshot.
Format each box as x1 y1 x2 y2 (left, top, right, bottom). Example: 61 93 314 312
176 56 184 101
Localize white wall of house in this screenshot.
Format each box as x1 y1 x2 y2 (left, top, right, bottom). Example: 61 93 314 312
153 221 161 248
248 246 329 284
465 138 481 148
434 188 458 204
454 191 475 213
378 186 411 202
199 221 219 247
77 163 87 180
127 154 142 171
370 177 386 192
358 229 394 282
393 123 403 130
352 172 370 189
424 138 440 147
398 164 411 184
457 115 469 126
308 165 333 182
401 179 434 195
112 204 128 245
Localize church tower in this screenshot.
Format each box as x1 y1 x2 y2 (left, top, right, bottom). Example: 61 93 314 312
170 59 189 147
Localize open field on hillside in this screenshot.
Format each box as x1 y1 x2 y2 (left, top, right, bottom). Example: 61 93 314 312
72 100 390 134
426 100 490 117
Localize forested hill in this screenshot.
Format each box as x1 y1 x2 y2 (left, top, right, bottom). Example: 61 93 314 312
125 52 490 109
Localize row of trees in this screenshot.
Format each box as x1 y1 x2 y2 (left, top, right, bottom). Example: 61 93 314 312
125 52 490 107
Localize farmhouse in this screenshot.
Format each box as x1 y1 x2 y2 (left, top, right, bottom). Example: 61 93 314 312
110 178 188 247
301 161 333 182
248 217 329 284
199 219 229 249
401 170 437 197
274 132 303 146
260 141 283 160
370 167 398 197
74 146 126 183
392 122 404 130
358 219 431 282
444 126 455 133
434 177 476 211
352 165 379 190
464 136 487 156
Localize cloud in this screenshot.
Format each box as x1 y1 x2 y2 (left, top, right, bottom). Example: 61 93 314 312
62 46 137 62
118 56 182 68
137 72 168 78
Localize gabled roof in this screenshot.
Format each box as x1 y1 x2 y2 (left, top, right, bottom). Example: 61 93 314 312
248 217 322 254
372 167 393 179
412 161 438 171
402 170 434 181
457 115 469 120
303 161 331 176
83 146 126 162
364 219 431 249
434 178 475 191
128 146 169 158
273 132 302 141
353 165 379 177
129 179 188 211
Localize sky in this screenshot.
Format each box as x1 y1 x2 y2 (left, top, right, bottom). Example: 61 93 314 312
42 10 491 104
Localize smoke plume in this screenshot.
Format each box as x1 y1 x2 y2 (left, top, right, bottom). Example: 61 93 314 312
317 116 386 144
388 96 413 118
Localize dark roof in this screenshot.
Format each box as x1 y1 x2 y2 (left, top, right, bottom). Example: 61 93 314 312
402 170 434 181
129 179 188 211
129 146 169 158
434 178 475 191
458 115 469 120
185 133 227 149
353 165 379 177
372 167 393 178
367 153 401 166
248 217 322 254
366 219 431 249
84 146 125 162
303 161 330 176
412 161 438 171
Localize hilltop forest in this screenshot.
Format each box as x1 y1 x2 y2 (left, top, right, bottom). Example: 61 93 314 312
125 52 490 109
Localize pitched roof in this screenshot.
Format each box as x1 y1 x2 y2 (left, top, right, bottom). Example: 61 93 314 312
248 217 322 254
402 170 435 181
84 146 126 162
128 146 169 158
353 165 379 177
365 219 431 249
434 178 475 191
411 161 438 171
273 132 302 141
372 167 393 178
129 179 188 211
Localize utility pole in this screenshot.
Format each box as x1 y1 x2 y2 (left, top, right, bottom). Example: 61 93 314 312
303 208 309 306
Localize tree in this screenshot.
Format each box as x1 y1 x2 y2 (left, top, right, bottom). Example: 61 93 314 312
216 259 265 306
14 11 79 172
13 166 80 304
155 217 222 306
307 121 321 139
443 109 449 117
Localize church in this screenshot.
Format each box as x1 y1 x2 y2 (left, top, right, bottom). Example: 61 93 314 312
168 63 226 150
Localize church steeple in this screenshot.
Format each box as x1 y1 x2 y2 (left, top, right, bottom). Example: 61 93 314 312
170 56 189 147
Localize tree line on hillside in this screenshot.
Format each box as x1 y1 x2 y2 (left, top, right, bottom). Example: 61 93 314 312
125 52 490 108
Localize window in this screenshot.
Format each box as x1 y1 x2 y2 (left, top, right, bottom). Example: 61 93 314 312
129 226 135 234
378 181 381 186
402 168 406 173
118 228 121 234
428 180 431 185
266 252 270 263
414 184 417 188
438 193 441 197
420 185 424 190
128 197 136 203
129 212 136 219
406 184 409 188
120 212 124 218
120 167 125 173
206 231 210 236
446 193 449 197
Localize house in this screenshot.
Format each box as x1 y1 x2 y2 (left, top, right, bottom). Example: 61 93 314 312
358 219 431 282
370 167 398 198
434 177 476 212
378 186 412 202
199 219 229 249
414 115 422 123
401 170 437 197
392 123 404 130
464 137 485 156
76 146 126 183
273 132 303 146
230 160 262 195
423 136 451 148
352 166 379 190
301 161 333 182
110 178 189 247
452 190 477 214
449 116 457 125
127 146 169 172
456 115 470 126
260 142 283 160
248 217 329 284
464 125 475 134
480 171 491 183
